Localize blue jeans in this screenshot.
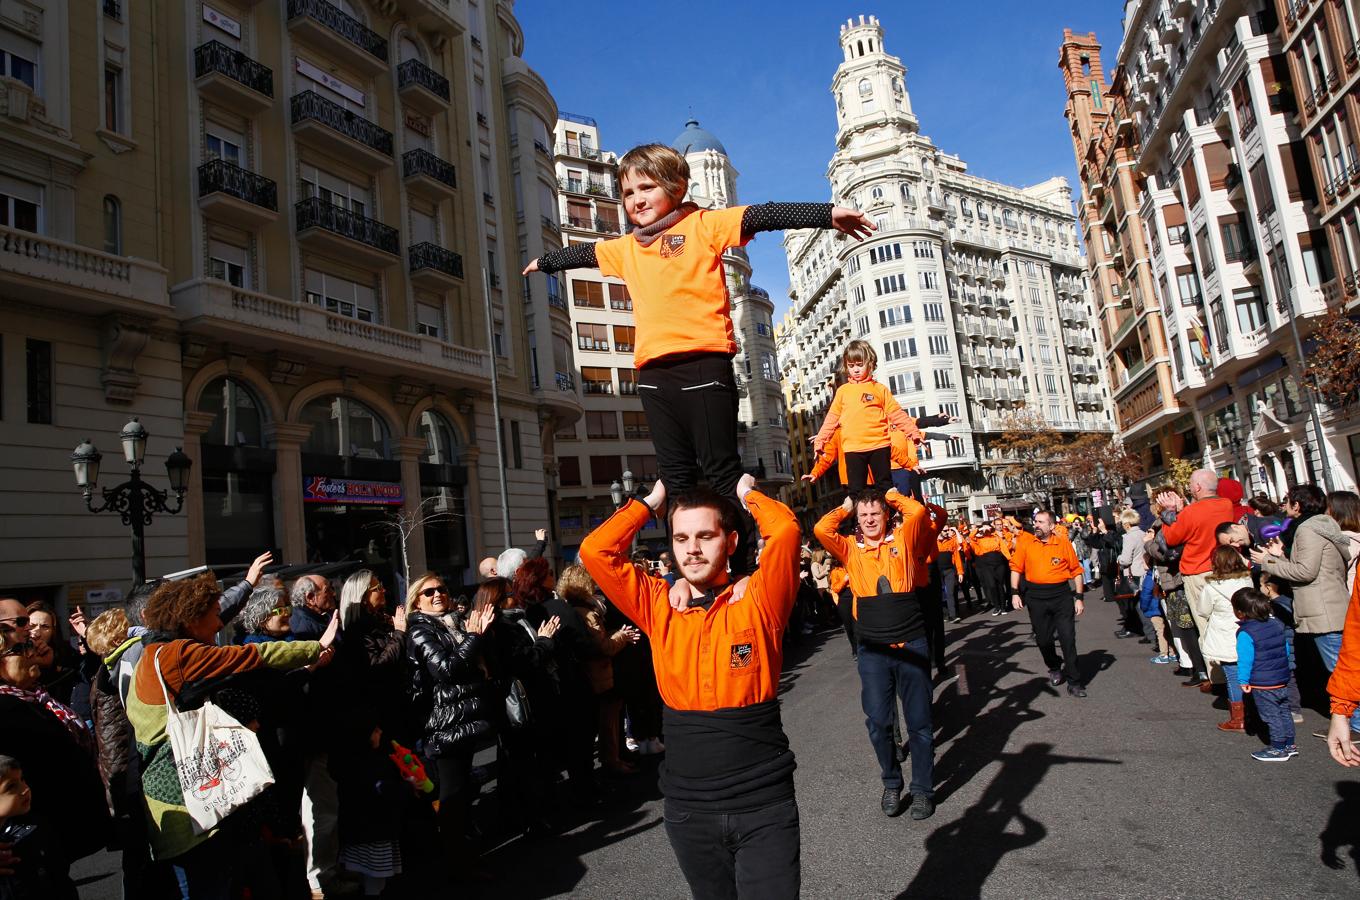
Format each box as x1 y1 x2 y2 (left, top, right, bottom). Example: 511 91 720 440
857 638 934 797
1251 686 1295 749
940 568 958 619
1313 632 1360 731
1221 662 1243 704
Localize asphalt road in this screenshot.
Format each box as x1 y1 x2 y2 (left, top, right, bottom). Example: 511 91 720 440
74 595 1360 898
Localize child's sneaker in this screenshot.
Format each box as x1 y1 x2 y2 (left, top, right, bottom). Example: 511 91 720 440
1149 654 1174 664
1251 747 1294 762
1283 744 1299 758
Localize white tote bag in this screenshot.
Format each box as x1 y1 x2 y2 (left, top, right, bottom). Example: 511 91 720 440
154 647 275 834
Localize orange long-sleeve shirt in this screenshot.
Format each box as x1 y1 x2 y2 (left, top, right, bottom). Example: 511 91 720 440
813 378 913 454
1328 571 1360 717
812 489 929 609
578 491 799 712
829 566 850 599
1160 496 1234 576
936 534 965 576
969 532 1007 558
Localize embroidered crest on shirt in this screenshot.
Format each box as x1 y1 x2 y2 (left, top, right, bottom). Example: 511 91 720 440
730 642 754 669
1050 556 1062 567
659 234 686 258
861 392 875 403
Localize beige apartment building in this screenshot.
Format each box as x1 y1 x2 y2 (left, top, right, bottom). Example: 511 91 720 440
0 0 574 607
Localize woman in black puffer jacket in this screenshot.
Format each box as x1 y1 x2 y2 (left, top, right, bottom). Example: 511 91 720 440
404 572 494 874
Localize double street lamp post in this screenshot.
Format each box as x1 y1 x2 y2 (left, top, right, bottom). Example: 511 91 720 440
70 417 193 586
610 470 641 552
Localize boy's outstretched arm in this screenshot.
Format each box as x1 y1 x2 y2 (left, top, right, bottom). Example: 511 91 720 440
740 203 874 241
523 242 598 275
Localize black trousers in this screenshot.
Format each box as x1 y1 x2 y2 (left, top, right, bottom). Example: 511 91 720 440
434 750 476 866
837 588 857 653
844 447 891 494
1023 584 1081 685
639 353 750 570
975 552 1009 612
664 796 800 900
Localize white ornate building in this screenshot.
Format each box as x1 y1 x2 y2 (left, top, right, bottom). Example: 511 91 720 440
780 15 1113 526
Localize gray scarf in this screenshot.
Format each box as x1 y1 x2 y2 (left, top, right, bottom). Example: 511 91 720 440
632 202 699 247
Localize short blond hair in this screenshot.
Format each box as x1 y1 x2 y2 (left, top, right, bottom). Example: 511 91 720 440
1118 508 1141 528
556 564 598 605
404 572 442 612
85 608 131 658
618 143 689 203
840 340 877 378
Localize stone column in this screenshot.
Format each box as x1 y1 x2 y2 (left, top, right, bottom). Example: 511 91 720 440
266 423 313 565
181 410 217 567
395 436 429 580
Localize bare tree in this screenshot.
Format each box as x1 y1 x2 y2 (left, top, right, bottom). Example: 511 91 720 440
366 494 461 584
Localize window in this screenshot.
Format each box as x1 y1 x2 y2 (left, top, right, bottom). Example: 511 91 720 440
510 420 523 468
299 396 391 459
576 323 609 352
1175 268 1203 306
933 368 954 389
209 240 248 288
607 283 632 311
589 455 623 485
846 255 861 274
928 334 949 355
1234 291 1267 333
617 368 638 395
25 339 51 425
581 366 612 394
878 305 912 328
762 353 777 380
416 301 442 338
612 325 635 352
755 322 772 336
299 165 368 216
941 402 959 418
573 280 604 308
889 371 922 393
1039 343 1052 363
305 269 378 321
0 45 37 89
559 457 581 486
883 338 917 361
1196 226 1215 274
0 177 41 233
856 315 870 336
206 128 244 166
923 302 944 322
853 285 867 305
912 241 935 258
947 437 966 457
626 454 658 482
586 411 619 439
623 410 649 440
1043 374 1058 393
104 65 124 133
102 196 121 254
869 243 902 264
1210 298 1230 352
919 271 939 290
875 274 907 296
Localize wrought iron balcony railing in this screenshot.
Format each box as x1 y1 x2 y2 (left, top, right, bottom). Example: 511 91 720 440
286 0 387 64
396 58 449 101
291 90 393 157
295 197 398 255
198 159 278 210
194 40 274 98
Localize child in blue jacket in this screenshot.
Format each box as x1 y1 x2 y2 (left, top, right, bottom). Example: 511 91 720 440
1232 587 1296 762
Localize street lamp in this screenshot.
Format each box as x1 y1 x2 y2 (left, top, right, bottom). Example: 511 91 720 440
622 469 636 496
609 479 624 508
72 417 192 586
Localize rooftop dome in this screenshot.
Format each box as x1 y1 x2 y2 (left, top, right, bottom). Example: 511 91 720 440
672 119 728 156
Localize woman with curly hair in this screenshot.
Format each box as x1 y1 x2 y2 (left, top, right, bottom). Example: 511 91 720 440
235 584 295 644
557 565 641 774
126 573 337 900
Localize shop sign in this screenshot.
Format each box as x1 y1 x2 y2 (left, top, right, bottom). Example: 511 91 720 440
303 476 403 505
204 6 242 38
983 503 1002 520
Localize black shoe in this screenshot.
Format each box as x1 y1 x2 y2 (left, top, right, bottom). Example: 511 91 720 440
1067 682 1088 698
1114 630 1136 639
881 787 904 817
909 794 936 820
1047 669 1065 686
1137 638 1151 644
1172 666 1194 677
1182 673 1206 687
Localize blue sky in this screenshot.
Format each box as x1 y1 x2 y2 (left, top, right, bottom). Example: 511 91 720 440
520 1 1127 319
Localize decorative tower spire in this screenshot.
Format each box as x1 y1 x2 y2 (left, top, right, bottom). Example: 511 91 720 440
832 14 919 148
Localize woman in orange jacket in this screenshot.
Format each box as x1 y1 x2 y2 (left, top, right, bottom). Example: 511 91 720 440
936 525 966 624
970 523 1012 617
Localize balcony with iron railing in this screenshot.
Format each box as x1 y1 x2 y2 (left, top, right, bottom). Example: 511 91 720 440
402 148 456 200
295 196 399 266
556 141 601 160
291 90 393 170
409 242 463 289
286 0 388 75
198 159 278 228
194 40 273 112
396 58 450 114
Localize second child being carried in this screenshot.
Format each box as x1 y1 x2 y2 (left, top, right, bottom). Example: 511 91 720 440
812 340 915 493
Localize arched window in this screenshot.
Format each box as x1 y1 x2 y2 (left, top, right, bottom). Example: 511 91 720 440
197 377 265 446
858 78 872 97
871 186 884 201
420 409 460 464
857 40 863 56
103 196 121 254
299 396 392 459
892 77 904 96
398 36 422 64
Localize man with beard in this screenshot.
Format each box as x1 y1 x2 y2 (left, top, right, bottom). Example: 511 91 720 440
579 473 801 899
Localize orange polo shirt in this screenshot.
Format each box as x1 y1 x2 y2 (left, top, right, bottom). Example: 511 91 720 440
813 379 914 454
937 534 965 576
593 205 748 368
1009 531 1083 585
578 490 798 712
812 489 929 616
830 566 850 599
969 532 1007 557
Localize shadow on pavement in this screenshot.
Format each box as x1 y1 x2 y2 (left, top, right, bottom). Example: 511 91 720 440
1320 781 1360 877
899 742 1120 899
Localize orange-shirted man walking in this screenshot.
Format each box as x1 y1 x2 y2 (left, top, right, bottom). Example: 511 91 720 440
1009 511 1089 698
579 473 801 899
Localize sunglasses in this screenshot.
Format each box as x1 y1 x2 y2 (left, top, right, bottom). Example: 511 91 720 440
420 585 449 598
267 608 291 618
0 616 31 631
1 640 34 658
